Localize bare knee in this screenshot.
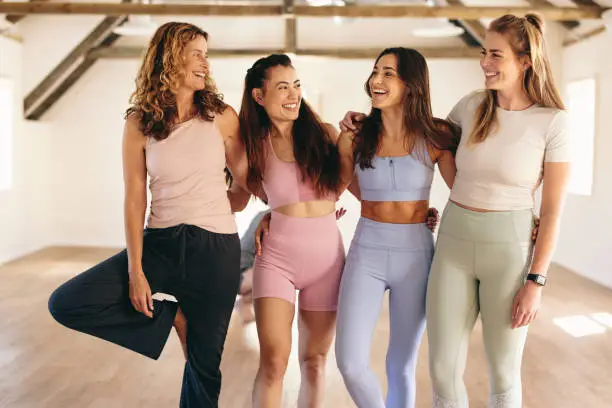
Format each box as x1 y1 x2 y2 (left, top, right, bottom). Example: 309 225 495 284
260 352 289 383
300 351 327 383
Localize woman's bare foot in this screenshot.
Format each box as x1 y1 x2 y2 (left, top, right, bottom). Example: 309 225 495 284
174 307 187 360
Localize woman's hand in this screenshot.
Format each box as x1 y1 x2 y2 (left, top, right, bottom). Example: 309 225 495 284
254 212 272 256
339 111 367 132
426 207 440 232
532 217 540 242
129 270 154 318
336 207 347 220
511 282 542 329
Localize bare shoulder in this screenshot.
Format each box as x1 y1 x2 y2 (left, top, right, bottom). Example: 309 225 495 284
217 104 238 122
124 112 147 147
322 122 339 143
216 104 239 139
125 111 141 129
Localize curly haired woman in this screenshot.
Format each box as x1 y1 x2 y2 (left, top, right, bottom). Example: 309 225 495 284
47 22 250 408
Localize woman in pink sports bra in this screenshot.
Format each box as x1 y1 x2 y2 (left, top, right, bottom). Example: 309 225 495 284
239 54 346 408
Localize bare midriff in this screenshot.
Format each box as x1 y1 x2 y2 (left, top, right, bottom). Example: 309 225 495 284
272 200 337 218
361 200 430 224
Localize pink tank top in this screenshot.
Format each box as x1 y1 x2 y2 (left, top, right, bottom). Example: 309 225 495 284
145 117 236 234
262 137 336 210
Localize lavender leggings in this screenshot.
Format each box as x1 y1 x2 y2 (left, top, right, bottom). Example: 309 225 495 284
335 217 434 408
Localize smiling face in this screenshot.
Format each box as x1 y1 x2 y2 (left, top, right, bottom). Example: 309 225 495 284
368 53 407 110
253 64 302 123
480 30 530 92
178 35 209 91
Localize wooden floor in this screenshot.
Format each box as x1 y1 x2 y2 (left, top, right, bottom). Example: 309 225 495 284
1 247 611 408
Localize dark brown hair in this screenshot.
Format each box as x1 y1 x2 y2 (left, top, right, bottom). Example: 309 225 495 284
239 54 341 197
125 22 226 140
354 47 459 169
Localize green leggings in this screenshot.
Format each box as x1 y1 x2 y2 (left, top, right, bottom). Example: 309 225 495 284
426 202 534 408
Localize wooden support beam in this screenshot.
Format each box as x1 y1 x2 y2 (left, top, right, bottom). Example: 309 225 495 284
569 0 602 7
6 0 51 24
0 3 603 20
445 0 487 46
301 47 482 59
88 45 483 60
0 3 283 17
87 46 284 60
563 25 606 47
524 0 580 29
456 18 486 44
560 1 607 45
284 0 296 54
24 15 126 119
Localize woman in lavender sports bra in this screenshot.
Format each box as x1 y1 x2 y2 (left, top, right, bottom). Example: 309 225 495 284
246 52 442 408
335 47 458 408
47 23 250 408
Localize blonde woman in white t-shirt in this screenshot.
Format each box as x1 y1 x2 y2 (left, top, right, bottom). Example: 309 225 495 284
339 13 570 408
426 13 570 408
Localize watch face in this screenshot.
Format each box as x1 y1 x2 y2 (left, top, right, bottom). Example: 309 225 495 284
536 276 546 285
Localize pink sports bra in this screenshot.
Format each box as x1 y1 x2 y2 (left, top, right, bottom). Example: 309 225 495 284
261 137 336 210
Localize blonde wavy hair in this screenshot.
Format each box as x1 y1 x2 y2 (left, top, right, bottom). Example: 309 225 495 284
125 22 226 140
471 13 565 144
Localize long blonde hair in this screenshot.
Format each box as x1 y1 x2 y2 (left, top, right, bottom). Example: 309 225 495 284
125 22 226 140
471 13 565 144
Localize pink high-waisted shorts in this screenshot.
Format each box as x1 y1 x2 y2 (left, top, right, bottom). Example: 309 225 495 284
253 211 345 311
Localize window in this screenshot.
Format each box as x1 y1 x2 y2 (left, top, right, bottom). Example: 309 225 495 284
0 76 13 191
566 77 596 196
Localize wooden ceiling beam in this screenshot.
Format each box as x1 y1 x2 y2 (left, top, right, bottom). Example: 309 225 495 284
524 0 580 29
6 0 51 24
445 0 487 46
564 25 606 46
24 14 127 119
87 45 483 60
562 1 607 46
0 3 604 20
284 0 296 54
569 0 602 7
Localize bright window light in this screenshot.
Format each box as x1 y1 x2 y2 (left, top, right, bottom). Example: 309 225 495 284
565 78 596 196
553 315 606 338
590 312 612 329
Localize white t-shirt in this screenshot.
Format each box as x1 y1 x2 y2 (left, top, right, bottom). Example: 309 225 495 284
448 91 570 211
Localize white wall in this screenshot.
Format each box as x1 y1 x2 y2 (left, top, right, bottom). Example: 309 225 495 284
554 31 612 289
16 15 106 95
0 36 53 264
41 56 483 249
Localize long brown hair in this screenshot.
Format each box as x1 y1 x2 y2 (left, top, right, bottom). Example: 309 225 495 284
471 13 565 144
239 54 341 197
125 22 226 140
354 47 458 169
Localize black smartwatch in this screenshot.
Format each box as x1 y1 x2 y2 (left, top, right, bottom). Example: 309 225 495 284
526 273 547 287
